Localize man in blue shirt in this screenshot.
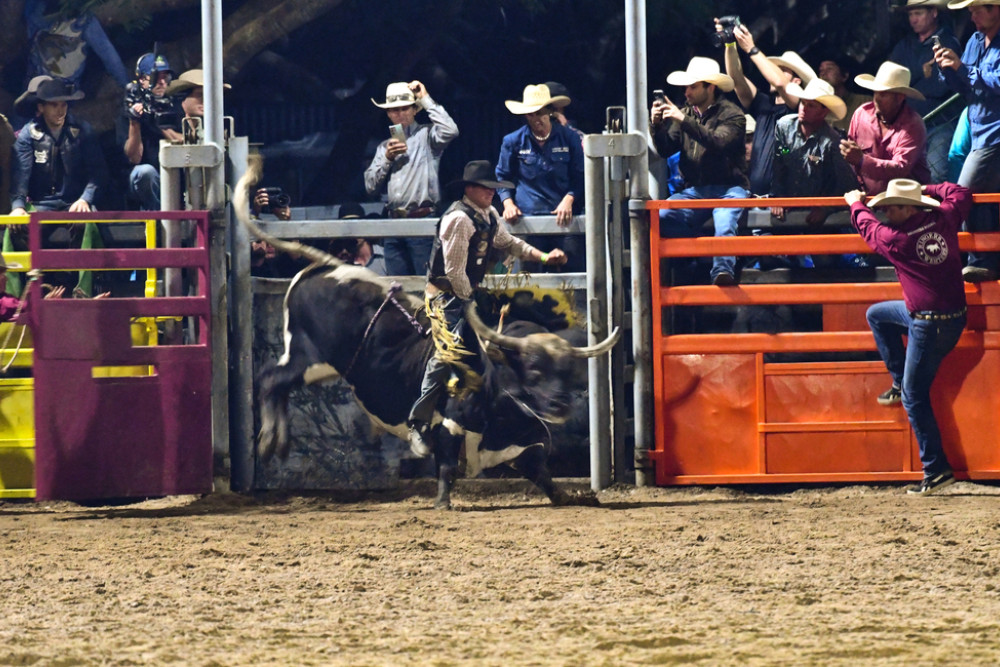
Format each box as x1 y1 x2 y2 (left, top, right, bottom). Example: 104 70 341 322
496 84 585 272
936 0 1000 282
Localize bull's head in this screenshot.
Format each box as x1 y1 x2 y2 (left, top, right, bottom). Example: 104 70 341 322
465 302 619 422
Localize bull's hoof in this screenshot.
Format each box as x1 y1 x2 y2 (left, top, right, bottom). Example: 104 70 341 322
433 497 453 511
551 489 601 507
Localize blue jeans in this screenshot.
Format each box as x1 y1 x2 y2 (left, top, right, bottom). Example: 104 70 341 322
659 184 748 280
867 300 965 476
958 144 1000 273
384 237 433 276
129 164 161 211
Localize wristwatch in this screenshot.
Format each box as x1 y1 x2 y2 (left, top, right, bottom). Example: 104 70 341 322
748 47 760 56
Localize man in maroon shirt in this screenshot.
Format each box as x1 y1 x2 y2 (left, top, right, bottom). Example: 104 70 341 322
845 178 972 495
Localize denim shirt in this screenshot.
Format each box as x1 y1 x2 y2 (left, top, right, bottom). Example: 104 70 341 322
888 27 963 117
495 123 585 214
941 31 1000 151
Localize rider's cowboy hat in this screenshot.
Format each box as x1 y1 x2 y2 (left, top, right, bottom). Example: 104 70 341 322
164 69 231 97
372 82 416 109
447 160 514 190
785 78 847 120
666 57 735 93
855 61 926 100
504 84 571 114
868 179 940 209
767 51 817 84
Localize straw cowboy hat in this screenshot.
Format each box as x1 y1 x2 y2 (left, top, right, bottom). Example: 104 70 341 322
666 57 734 93
542 81 573 109
868 179 940 208
504 84 571 114
744 114 757 134
767 51 817 84
894 0 950 10
855 61 926 100
785 78 847 120
0 255 22 271
947 0 1000 8
164 69 231 97
372 82 416 109
447 160 514 190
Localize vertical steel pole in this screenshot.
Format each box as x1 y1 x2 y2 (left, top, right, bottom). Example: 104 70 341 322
202 0 230 474
227 137 253 492
585 145 611 491
607 158 627 484
625 0 654 486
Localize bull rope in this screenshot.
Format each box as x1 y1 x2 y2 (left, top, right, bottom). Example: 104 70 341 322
343 282 426 380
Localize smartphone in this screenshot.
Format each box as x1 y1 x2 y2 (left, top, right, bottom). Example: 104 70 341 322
929 35 942 50
389 123 406 143
653 89 666 104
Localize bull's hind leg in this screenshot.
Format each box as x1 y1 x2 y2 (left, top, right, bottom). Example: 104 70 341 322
257 359 308 461
433 427 464 510
513 445 600 507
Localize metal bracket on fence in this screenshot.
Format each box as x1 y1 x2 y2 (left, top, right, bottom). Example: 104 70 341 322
159 143 224 169
583 133 646 159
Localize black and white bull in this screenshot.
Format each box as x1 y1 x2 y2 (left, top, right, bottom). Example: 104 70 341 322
235 157 618 508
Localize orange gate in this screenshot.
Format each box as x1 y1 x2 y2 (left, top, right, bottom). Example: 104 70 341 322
648 194 1000 485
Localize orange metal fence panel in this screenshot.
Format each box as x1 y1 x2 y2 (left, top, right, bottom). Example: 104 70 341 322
648 194 1000 486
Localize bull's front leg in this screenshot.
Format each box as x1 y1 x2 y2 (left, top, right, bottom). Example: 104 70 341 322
433 427 463 510
513 445 600 507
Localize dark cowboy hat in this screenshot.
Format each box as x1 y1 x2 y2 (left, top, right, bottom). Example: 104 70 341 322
14 75 52 116
35 79 85 103
447 160 514 190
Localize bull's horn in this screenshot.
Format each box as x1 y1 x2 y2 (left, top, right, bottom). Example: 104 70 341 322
568 327 621 358
465 301 530 352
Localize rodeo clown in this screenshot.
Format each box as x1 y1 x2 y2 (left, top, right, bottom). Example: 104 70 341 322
845 178 973 495
406 160 567 457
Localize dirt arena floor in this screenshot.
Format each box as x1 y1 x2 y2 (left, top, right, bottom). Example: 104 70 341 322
2 479 1000 666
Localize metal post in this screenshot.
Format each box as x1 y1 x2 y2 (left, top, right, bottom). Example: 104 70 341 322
584 142 611 491
227 137 253 492
202 0 230 473
607 153 627 484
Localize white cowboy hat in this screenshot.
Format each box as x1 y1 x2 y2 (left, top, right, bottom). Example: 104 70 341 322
895 0 949 10
785 78 847 120
868 179 940 209
855 62 926 100
504 84 571 114
164 69 231 97
0 255 22 271
666 57 734 93
744 114 757 134
372 82 416 109
947 0 1000 8
767 51 817 84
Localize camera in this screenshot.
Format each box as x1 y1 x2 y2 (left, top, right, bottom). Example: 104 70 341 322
712 15 742 48
124 82 180 130
259 187 291 213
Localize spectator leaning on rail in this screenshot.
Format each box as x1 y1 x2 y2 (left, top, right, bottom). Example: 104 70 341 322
845 179 972 496
934 0 1000 283
770 79 858 226
364 81 459 276
840 61 931 196
407 160 568 457
121 53 183 210
889 0 964 184
816 56 871 134
650 57 748 286
495 84 585 273
720 19 815 196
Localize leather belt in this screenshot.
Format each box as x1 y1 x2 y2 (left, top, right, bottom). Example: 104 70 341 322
389 201 436 219
911 307 967 321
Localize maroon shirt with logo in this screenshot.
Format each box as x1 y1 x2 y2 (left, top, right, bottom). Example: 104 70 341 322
850 182 972 314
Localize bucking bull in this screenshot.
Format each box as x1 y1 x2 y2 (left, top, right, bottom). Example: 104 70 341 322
235 157 618 509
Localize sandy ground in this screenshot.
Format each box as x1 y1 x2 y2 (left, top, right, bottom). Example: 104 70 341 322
2 480 1000 666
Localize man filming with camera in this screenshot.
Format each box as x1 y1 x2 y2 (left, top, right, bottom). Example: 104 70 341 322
122 53 182 210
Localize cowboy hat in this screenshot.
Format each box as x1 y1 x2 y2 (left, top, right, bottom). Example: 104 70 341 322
947 0 1000 8
35 79 84 103
868 178 940 208
785 78 847 120
894 0 949 9
372 82 416 109
767 51 817 84
855 61 926 100
164 69 231 97
14 75 52 116
744 114 757 134
0 255 22 271
542 81 573 109
666 57 734 93
448 160 514 190
504 84 571 114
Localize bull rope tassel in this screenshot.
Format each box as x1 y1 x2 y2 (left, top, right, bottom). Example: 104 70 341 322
344 282 426 380
0 270 41 375
425 293 482 398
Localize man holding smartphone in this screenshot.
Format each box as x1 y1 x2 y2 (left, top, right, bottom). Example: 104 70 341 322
365 81 459 276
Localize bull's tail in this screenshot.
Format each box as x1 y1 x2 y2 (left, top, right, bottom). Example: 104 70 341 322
234 154 343 268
